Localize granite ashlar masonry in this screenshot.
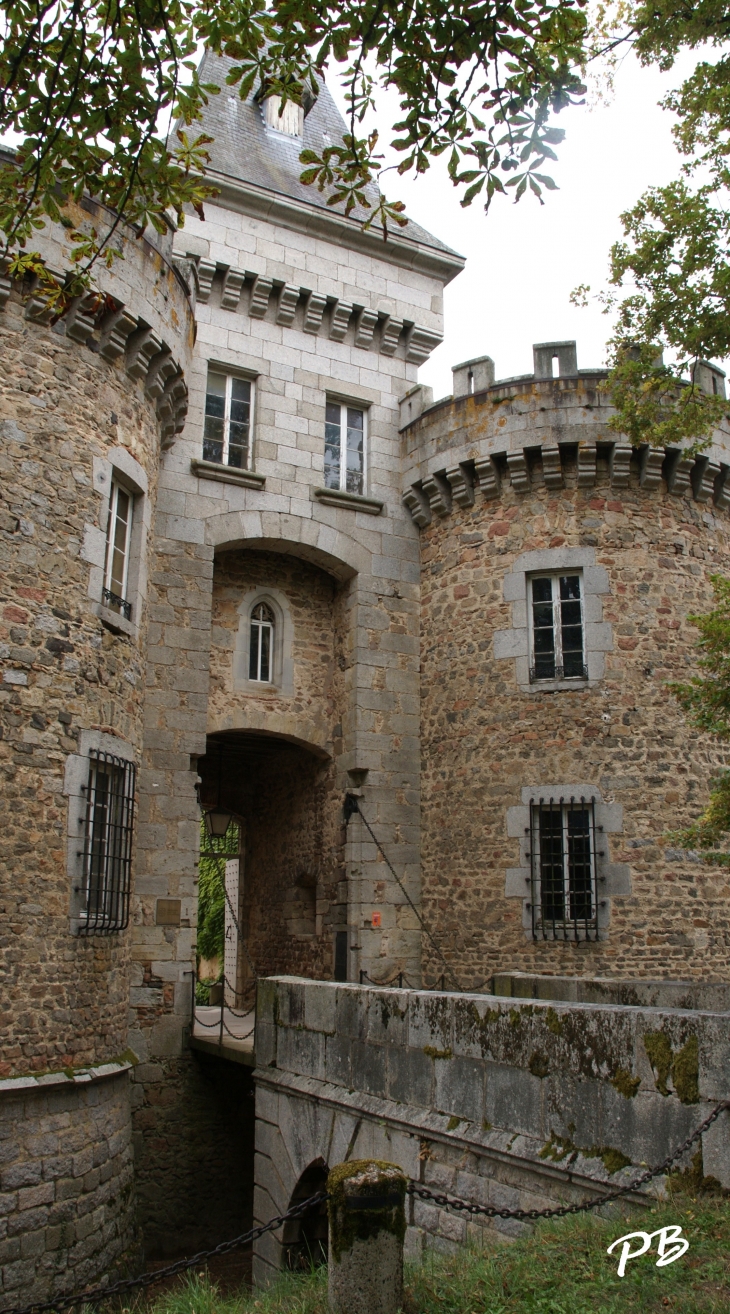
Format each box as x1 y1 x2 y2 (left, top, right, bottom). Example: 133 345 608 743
252 976 730 1276
123 53 461 1251
0 1067 135 1311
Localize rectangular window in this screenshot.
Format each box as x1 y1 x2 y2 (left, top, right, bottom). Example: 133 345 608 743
79 750 136 935
324 401 365 495
104 481 133 620
529 573 586 681
203 370 252 469
530 797 598 940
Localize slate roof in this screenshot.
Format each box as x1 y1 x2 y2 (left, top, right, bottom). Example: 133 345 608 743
194 52 460 260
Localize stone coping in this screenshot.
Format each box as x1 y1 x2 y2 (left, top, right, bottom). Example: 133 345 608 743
0 1059 133 1096
492 973 730 1013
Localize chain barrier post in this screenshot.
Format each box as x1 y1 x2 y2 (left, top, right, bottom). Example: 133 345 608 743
327 1160 407 1314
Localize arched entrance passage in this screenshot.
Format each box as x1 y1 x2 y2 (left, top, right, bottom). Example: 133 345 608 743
281 1159 329 1270
197 730 340 988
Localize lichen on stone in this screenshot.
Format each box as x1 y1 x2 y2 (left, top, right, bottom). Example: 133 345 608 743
327 1159 407 1263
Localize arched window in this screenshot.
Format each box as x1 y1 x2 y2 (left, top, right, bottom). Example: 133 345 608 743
249 601 275 682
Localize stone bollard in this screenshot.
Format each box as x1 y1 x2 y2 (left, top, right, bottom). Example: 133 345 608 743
327 1159 407 1314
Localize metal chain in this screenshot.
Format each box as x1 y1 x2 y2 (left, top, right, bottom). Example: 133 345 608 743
408 1100 730 1221
347 799 465 992
8 1101 727 1313
4 1192 328 1314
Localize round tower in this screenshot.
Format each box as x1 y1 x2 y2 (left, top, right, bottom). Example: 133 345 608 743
401 340 730 987
0 201 193 1304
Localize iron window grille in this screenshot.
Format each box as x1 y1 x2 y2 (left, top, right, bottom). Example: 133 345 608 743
528 796 600 941
103 481 133 621
249 601 275 682
324 401 365 495
203 370 252 469
77 750 136 934
529 573 587 682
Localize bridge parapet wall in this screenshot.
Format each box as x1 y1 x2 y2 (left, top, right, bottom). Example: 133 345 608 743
252 976 730 1276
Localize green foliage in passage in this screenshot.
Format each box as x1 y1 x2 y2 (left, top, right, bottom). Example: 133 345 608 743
196 816 239 968
581 1 730 450
670 576 730 861
0 0 589 305
113 1195 730 1312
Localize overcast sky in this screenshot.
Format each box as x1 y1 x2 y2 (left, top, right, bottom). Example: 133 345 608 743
332 49 705 400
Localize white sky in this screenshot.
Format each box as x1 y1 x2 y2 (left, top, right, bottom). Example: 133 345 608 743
332 49 706 398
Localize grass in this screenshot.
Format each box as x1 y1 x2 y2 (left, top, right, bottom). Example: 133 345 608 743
102 1195 730 1314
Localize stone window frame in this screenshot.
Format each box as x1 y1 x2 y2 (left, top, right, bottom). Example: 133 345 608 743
505 784 632 942
324 392 369 497
202 361 257 472
64 729 137 936
233 587 294 696
82 446 150 641
494 547 612 692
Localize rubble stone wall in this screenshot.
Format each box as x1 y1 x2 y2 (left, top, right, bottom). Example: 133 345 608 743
404 382 730 984
0 278 177 1073
252 977 730 1277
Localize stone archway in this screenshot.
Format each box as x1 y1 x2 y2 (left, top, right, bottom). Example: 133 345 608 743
197 730 341 985
281 1158 329 1271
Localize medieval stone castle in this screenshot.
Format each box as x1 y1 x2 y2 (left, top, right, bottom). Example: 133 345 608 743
1 52 729 1308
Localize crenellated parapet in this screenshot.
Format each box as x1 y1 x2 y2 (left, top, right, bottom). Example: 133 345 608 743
400 341 730 527
3 197 196 448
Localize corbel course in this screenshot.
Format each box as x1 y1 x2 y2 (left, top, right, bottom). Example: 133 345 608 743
249 275 273 318
445 465 475 508
221 267 246 310
380 316 404 356
329 300 353 341
276 284 300 326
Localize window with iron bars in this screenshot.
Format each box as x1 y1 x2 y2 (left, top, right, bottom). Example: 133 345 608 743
529 573 587 682
78 750 136 934
529 796 600 940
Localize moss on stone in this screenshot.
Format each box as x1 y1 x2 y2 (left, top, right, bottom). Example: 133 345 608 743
644 1030 673 1096
545 1008 563 1036
610 1068 641 1099
446 1115 461 1131
539 1133 631 1175
672 1034 700 1104
667 1148 727 1196
643 1030 699 1102
327 1160 406 1263
528 1051 549 1079
596 1147 631 1175
482 1118 492 1131
423 1045 452 1061
539 1133 575 1163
